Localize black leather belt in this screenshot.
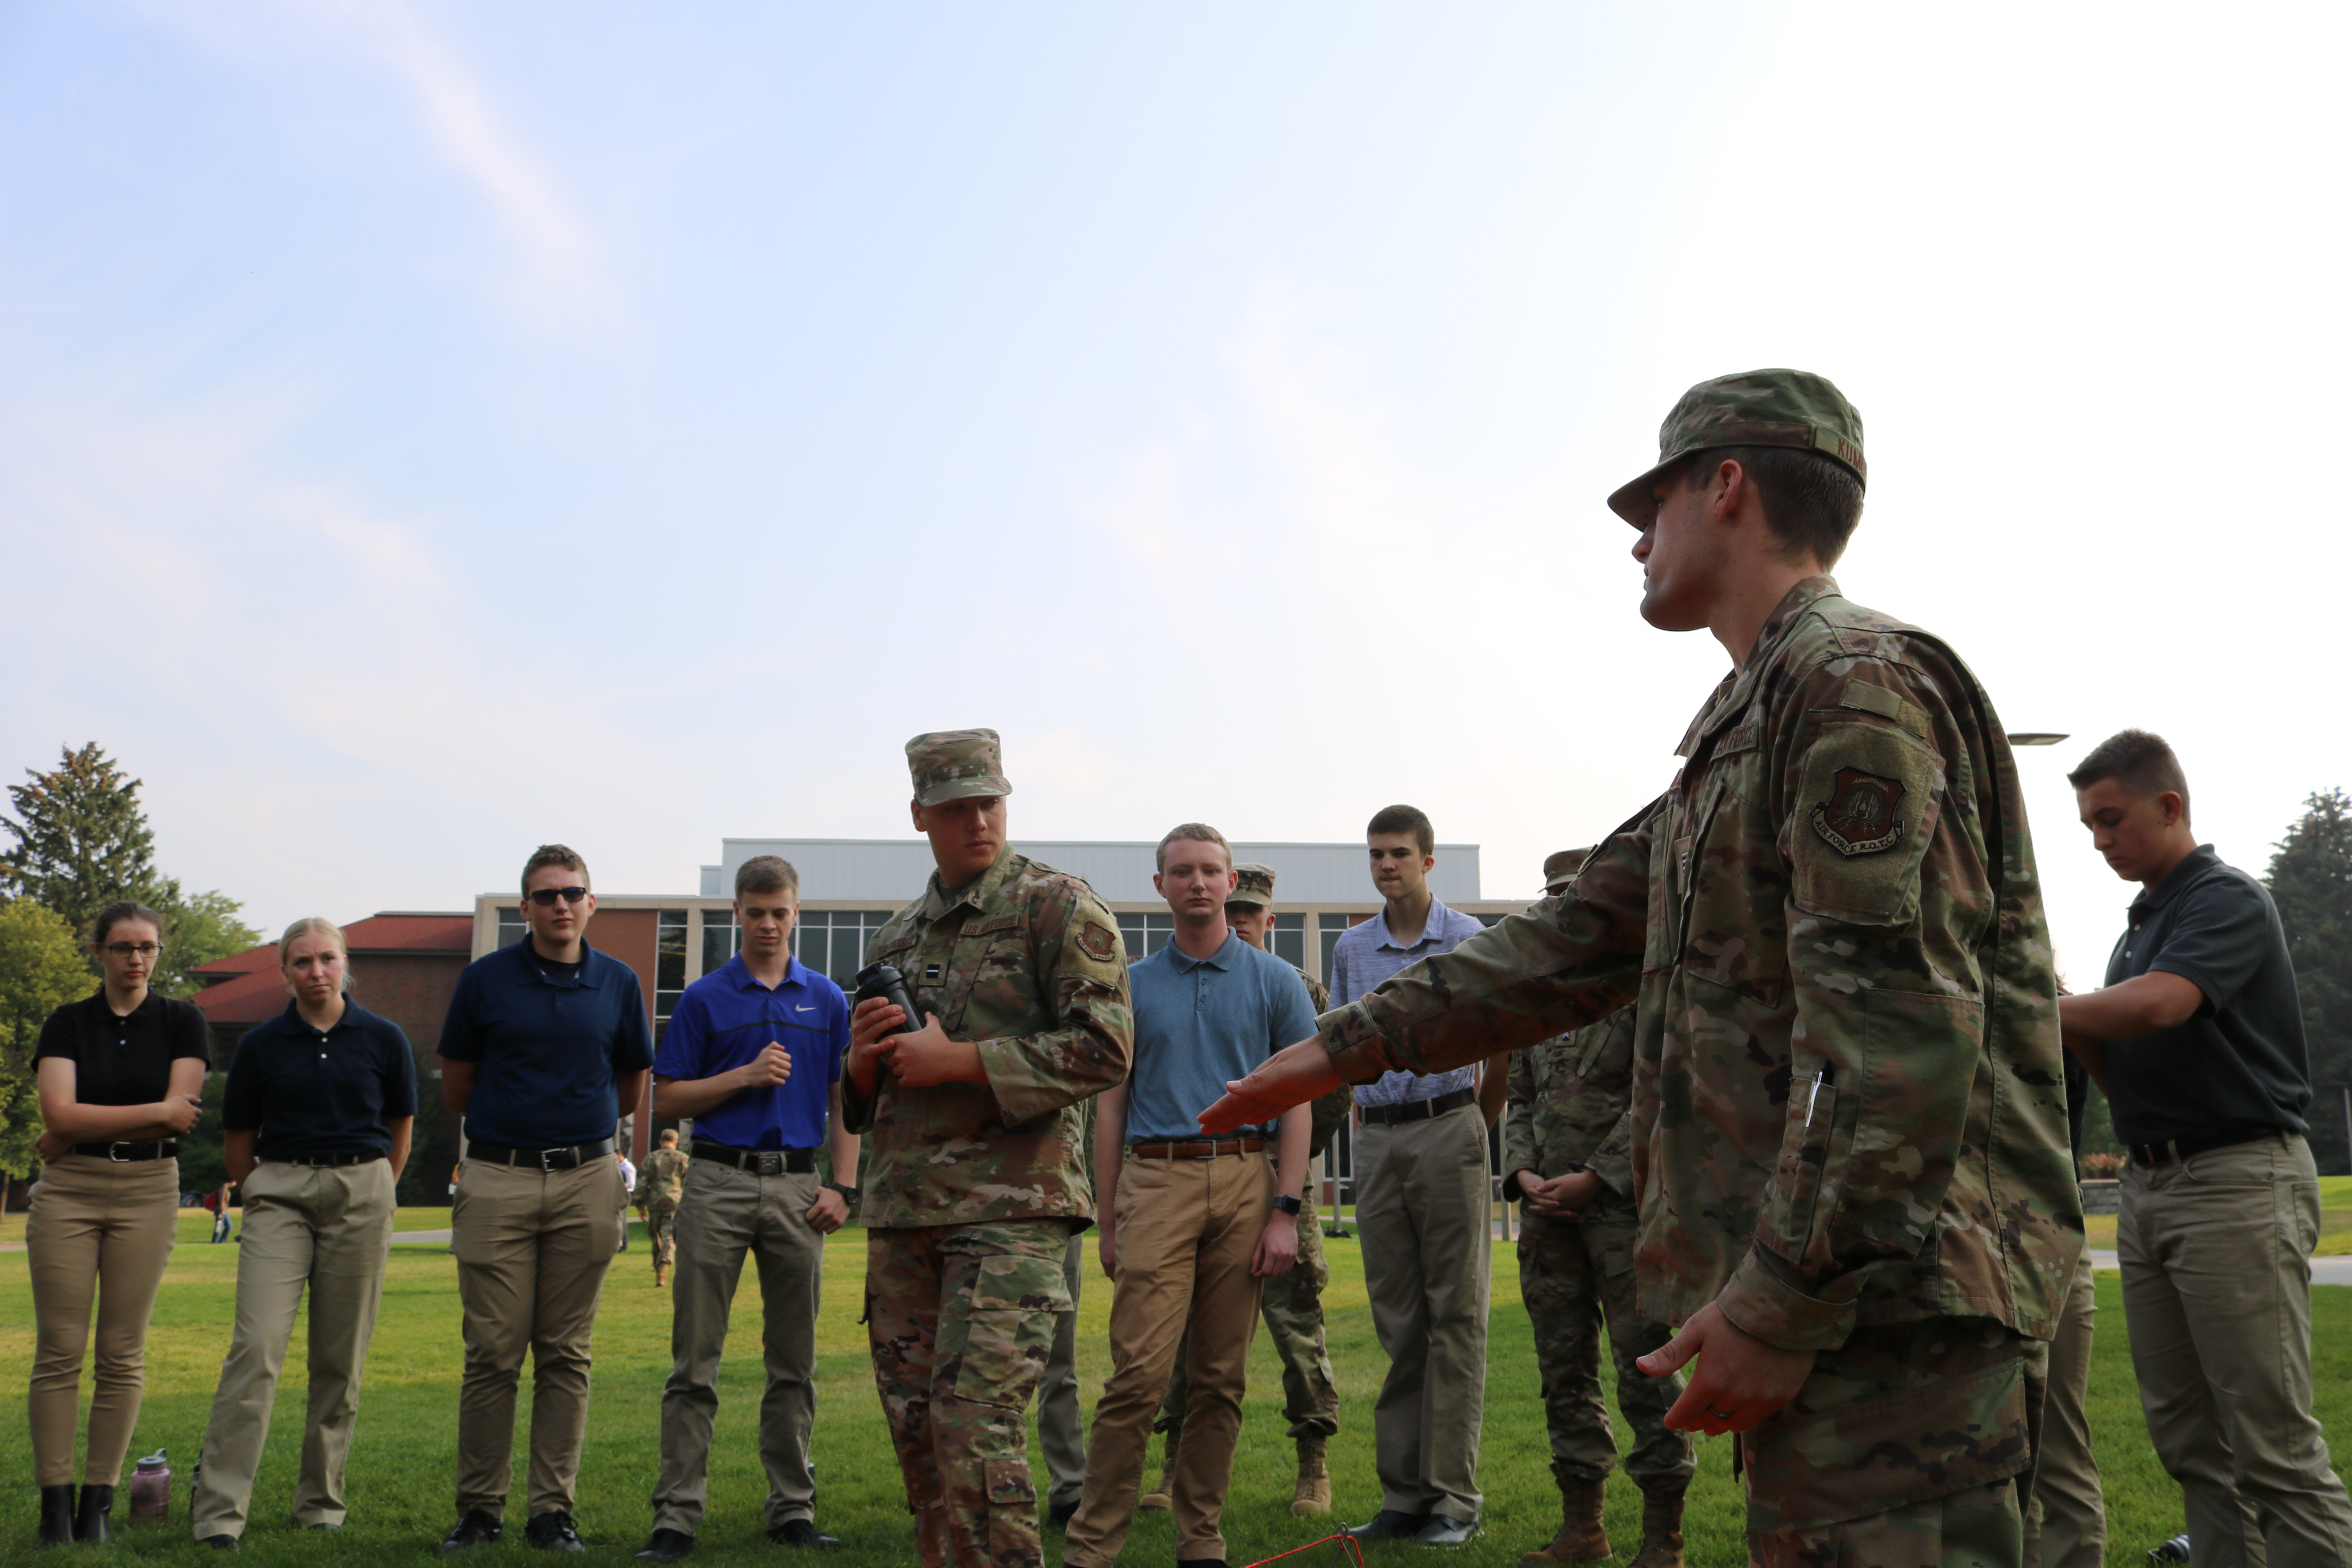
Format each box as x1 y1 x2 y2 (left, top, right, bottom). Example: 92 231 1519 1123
466 1137 615 1171
2129 1129 2278 1167
692 1140 817 1175
73 1140 178 1162
265 1152 385 1169
1358 1087 1475 1126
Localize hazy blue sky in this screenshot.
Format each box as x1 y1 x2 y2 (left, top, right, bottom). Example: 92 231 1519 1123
2 2 2344 982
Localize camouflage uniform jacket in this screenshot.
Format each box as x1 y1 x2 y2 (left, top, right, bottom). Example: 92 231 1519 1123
845 849 1134 1229
633 1145 688 1207
1502 1007 1636 1213
1321 577 2080 1352
1297 966 1353 1158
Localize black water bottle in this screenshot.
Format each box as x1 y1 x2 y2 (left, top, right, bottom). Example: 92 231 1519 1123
853 963 926 1037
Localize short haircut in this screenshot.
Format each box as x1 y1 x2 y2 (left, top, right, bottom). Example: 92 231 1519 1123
91 900 167 948
1367 804 1435 857
2067 730 2192 819
1684 445 1866 568
1156 822 1232 873
735 855 800 900
658 1129 679 1146
520 843 589 896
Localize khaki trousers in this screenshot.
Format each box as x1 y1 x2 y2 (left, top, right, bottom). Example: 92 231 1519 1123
451 1154 626 1519
191 1158 397 1538
1036 1234 1088 1510
1354 1105 1491 1521
24 1152 180 1487
2120 1132 2352 1568
1066 1151 1272 1567
652 1158 827 1535
2025 1247 2104 1568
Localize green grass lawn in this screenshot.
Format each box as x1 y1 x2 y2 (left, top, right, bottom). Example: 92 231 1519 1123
4 1220 2350 1566
2081 1174 2352 1254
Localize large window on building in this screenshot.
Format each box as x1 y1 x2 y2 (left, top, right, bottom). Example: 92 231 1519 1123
1319 913 1356 980
655 910 689 1020
497 907 526 949
792 910 898 989
1116 912 1174 961
1271 912 1306 970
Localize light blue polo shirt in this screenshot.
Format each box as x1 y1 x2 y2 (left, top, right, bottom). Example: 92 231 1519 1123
1125 933 1319 1141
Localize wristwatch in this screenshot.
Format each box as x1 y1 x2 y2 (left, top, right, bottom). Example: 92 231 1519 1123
825 1181 861 1205
1271 1193 1304 1216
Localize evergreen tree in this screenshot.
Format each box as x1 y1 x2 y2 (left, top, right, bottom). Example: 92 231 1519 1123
2265 787 2352 1175
2 742 162 942
0 899 93 1178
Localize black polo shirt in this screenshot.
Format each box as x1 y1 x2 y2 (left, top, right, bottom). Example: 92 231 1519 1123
2102 844 2311 1147
35 989 211 1106
437 937 653 1148
222 999 419 1161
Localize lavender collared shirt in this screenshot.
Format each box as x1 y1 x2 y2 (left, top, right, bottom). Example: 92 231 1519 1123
1327 895 1487 1107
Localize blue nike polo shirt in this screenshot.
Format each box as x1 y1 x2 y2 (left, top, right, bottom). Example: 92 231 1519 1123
652 952 848 1150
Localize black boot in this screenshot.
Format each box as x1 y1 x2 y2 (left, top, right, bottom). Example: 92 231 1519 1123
37 1486 75 1548
74 1485 113 1544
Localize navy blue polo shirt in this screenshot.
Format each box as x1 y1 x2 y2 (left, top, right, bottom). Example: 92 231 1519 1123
2102 844 2312 1147
438 938 655 1148
223 999 419 1161
653 953 848 1150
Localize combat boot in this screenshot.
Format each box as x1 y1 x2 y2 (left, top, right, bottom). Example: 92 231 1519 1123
1625 1484 1685 1568
1138 1449 1174 1511
1289 1438 1330 1518
1519 1474 1608 1566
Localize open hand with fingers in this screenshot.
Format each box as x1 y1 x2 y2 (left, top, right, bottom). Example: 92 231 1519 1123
1639 1301 1816 1435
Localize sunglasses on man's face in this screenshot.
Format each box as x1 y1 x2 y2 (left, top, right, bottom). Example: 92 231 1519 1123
525 887 590 907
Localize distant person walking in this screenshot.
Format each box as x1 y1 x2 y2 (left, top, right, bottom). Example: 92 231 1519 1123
2060 731 2352 1568
25 901 209 1548
616 1151 638 1253
633 1131 689 1287
435 845 653 1555
191 918 417 1548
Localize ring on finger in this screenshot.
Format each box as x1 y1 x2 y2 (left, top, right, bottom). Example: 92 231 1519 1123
1705 1404 1735 1421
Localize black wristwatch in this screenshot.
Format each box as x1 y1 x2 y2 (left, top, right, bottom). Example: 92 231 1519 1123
1272 1193 1304 1216
826 1181 861 1205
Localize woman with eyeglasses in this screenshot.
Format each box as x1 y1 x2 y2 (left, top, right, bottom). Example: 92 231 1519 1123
26 900 211 1548
191 917 416 1549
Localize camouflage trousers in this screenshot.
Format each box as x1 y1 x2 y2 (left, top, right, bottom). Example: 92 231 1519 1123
1744 1315 2038 1568
1517 1210 1690 1490
645 1201 679 1273
865 1221 1074 1568
1154 1209 1338 1448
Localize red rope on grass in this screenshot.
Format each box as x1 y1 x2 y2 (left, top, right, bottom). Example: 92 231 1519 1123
1240 1532 1368 1568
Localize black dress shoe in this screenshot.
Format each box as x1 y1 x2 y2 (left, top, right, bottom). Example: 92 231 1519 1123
768 1519 842 1550
305 1522 342 1532
38 1486 75 1548
440 1510 506 1553
1412 1514 1478 1547
1045 1499 1079 1532
199 1535 241 1551
526 1512 587 1553
74 1485 113 1543
1176 1559 1230 1568
636 1528 695 1563
1347 1511 1432 1541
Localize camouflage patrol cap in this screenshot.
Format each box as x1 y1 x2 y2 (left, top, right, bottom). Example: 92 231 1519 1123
904 728 1013 807
1227 863 1277 909
1543 848 1590 895
1607 368 1866 528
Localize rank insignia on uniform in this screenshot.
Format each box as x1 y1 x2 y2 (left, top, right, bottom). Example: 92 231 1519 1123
1077 921 1118 962
1811 767 1907 856
924 963 942 982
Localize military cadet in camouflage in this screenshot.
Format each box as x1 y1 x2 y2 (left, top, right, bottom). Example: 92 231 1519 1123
1204 370 2082 1568
844 729 1134 1568
633 1130 689 1286
1142 863 1352 1520
1504 848 1692 1568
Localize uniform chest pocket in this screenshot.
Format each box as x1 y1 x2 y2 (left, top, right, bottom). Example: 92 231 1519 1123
1675 745 1786 1004
938 916 1021 1034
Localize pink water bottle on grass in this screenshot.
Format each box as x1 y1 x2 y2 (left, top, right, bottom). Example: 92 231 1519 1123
128 1450 170 1523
